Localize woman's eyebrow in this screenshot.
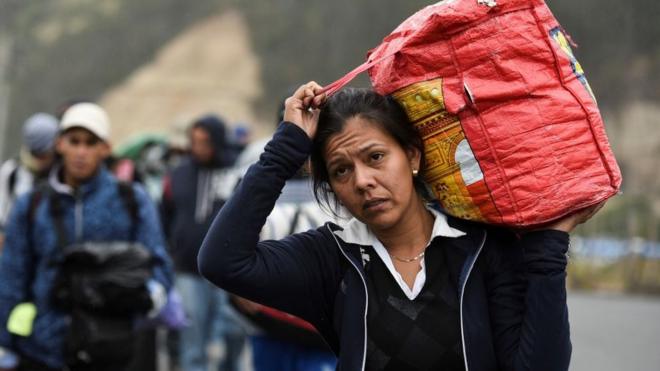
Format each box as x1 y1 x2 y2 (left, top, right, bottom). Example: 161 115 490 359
357 142 383 155
326 156 345 169
327 142 384 167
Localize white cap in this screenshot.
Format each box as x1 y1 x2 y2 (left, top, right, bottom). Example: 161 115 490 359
60 103 110 141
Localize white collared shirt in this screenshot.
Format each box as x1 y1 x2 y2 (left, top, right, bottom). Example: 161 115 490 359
333 206 465 300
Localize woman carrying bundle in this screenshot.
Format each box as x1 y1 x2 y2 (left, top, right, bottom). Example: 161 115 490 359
198 82 601 371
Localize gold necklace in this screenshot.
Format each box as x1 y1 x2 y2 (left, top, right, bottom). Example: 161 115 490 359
388 208 433 263
389 249 426 263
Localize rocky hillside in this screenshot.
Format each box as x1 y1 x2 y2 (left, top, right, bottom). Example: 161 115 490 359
99 10 264 144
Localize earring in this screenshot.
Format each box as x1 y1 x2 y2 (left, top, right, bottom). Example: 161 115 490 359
412 169 419 177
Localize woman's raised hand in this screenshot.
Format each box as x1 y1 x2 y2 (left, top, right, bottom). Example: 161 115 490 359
546 200 607 233
283 81 327 139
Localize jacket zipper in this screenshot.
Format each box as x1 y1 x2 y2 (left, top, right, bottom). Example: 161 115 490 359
459 230 487 371
327 225 368 371
74 192 83 242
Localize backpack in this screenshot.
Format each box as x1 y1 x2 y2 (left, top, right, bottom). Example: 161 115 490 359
27 181 151 368
27 181 138 238
7 162 18 198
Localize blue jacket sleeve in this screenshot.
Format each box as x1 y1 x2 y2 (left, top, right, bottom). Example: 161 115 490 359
0 194 32 349
487 229 572 371
198 122 341 323
132 184 174 291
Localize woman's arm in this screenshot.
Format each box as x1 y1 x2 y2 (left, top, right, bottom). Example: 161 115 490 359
198 122 339 323
488 203 604 371
488 229 571 371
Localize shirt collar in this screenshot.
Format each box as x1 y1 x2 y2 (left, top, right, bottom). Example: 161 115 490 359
333 204 466 246
48 164 108 196
49 164 74 195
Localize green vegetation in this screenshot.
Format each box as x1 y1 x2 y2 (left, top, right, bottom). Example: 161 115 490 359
568 258 660 294
576 195 660 240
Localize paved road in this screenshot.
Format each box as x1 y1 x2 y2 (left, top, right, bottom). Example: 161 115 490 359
568 291 660 371
158 291 659 371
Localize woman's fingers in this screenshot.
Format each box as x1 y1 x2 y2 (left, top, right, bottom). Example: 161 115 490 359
288 82 324 111
577 200 606 225
295 82 321 98
303 83 324 109
312 92 327 108
541 200 607 233
292 82 312 100
303 94 313 110
282 81 325 139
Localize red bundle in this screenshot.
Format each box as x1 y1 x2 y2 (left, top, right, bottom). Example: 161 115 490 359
324 0 621 227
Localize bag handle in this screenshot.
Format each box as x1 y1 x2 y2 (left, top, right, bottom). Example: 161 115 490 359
322 0 504 96
321 48 401 97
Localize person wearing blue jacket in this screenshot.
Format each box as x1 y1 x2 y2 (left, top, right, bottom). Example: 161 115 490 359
0 103 173 370
198 83 604 371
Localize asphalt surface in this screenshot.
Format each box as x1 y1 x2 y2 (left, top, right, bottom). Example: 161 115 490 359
158 291 660 371
568 291 660 371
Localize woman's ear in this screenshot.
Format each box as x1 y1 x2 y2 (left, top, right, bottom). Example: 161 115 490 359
407 147 422 172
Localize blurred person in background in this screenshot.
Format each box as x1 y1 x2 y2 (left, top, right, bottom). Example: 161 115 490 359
226 124 251 166
161 114 246 371
113 135 170 201
158 119 191 368
110 134 183 371
0 113 59 254
135 140 169 201
164 119 190 170
0 102 173 371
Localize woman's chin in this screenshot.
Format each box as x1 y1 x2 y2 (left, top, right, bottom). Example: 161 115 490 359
362 212 400 233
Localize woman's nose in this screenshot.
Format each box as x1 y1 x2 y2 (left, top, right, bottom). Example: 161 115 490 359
353 164 376 192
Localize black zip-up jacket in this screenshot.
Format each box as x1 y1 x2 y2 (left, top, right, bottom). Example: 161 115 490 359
198 122 572 371
162 115 231 274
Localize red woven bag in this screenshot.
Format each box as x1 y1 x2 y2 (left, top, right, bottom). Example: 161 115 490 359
324 0 621 227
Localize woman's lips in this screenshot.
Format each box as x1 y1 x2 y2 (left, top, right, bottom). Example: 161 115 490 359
363 198 388 211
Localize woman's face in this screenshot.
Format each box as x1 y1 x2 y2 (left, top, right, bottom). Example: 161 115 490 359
324 116 421 233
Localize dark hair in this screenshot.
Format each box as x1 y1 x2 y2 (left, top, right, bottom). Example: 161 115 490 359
190 114 230 167
311 88 427 214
